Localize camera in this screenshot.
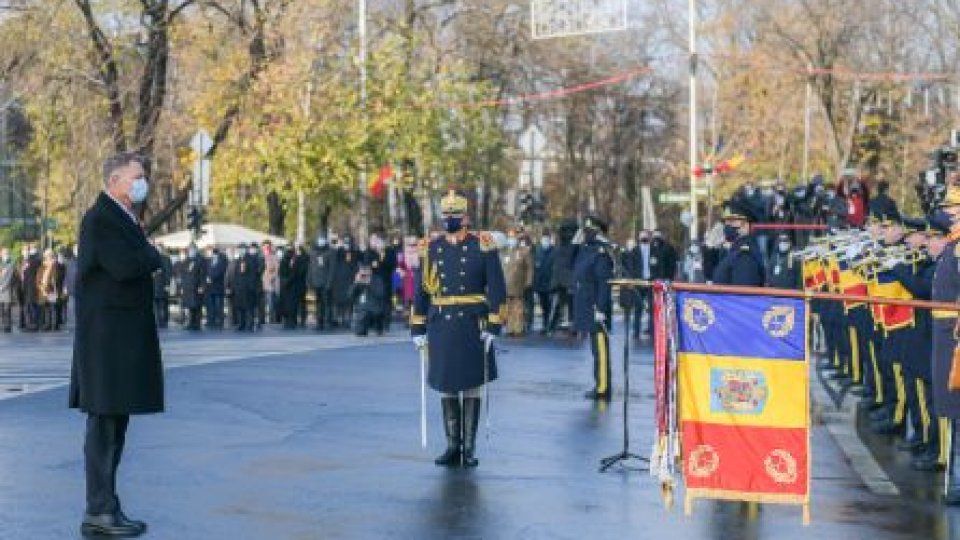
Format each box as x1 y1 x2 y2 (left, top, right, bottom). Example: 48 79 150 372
917 140 959 213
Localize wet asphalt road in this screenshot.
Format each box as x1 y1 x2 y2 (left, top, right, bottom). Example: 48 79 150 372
0 328 955 539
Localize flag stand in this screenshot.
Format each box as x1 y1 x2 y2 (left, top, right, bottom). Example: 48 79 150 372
599 286 649 472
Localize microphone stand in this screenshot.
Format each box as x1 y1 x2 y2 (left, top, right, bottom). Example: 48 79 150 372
600 284 649 472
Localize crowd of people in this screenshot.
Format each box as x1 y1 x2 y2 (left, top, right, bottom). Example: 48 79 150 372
0 243 78 333
150 232 420 336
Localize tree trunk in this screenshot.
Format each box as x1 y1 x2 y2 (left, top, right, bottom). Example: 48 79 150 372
266 191 285 237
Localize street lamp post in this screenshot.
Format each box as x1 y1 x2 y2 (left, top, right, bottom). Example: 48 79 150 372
688 0 699 242
358 0 369 241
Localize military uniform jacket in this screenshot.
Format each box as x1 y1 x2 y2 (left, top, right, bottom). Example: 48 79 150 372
932 240 960 418
411 231 507 393
571 239 614 334
712 235 764 286
893 261 934 380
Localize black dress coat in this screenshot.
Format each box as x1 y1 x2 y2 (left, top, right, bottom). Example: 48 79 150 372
69 193 164 415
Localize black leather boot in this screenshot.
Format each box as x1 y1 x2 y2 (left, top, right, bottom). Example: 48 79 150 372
434 398 461 467
462 397 481 468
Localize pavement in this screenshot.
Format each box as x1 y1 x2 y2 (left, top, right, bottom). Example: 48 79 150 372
0 325 956 539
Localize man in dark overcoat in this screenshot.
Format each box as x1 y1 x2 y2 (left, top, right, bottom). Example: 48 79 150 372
179 245 206 331
69 152 162 537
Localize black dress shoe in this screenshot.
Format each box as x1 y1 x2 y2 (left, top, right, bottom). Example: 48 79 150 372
871 419 903 435
583 390 612 401
912 454 945 472
81 512 145 537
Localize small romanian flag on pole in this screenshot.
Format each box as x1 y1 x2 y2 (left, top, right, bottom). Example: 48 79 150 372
677 292 810 522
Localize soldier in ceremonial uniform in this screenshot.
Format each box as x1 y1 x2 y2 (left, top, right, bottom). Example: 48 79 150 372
929 179 960 503
410 191 506 469
572 215 615 401
711 197 764 286
891 222 948 471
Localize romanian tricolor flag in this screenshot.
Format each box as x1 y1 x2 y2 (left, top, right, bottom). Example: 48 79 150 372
836 261 867 310
678 292 810 518
369 165 393 199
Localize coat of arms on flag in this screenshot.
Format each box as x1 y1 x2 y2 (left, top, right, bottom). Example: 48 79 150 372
653 288 811 523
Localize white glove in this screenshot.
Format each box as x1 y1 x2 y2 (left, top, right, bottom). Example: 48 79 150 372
480 331 495 350
594 311 606 324
845 244 860 259
413 335 427 349
882 257 899 270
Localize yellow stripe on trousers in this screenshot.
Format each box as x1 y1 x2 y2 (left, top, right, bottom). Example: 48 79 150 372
893 363 906 425
869 341 883 404
917 379 931 444
596 330 609 394
942 418 952 466
848 327 861 383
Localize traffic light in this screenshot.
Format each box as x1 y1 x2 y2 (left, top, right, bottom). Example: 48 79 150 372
187 206 206 236
518 191 534 221
531 197 547 223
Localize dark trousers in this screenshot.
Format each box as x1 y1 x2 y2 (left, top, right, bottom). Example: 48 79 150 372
238 307 255 332
298 293 308 327
589 324 611 395
206 294 225 328
188 307 203 330
631 288 653 337
536 291 553 332
153 298 169 328
84 414 130 515
0 302 10 331
523 289 535 332
257 290 266 326
549 289 572 332
314 288 329 330
41 303 58 331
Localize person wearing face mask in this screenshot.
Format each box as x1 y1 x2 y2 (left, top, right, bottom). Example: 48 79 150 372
37 248 61 331
683 241 706 283
70 152 164 537
178 243 207 331
818 182 849 231
0 247 18 332
624 230 654 339
225 246 244 328
711 197 764 286
572 215 615 401
410 191 507 468
308 234 337 331
765 234 800 289
151 245 173 329
532 231 555 335
837 168 871 228
547 220 578 334
18 243 40 332
234 243 260 332
260 241 279 326
204 247 228 330
331 235 359 328
501 228 533 337
925 178 960 504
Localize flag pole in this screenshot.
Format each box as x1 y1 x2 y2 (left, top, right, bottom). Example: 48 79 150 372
609 279 960 312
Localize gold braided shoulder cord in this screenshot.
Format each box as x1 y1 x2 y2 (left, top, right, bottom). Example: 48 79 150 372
422 244 441 296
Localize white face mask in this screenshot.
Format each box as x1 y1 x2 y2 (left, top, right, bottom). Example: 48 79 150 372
689 246 700 255
129 177 149 204
540 238 551 248
778 242 791 252
506 238 518 249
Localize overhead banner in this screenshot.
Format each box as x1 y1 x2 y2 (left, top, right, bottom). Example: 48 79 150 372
677 292 810 520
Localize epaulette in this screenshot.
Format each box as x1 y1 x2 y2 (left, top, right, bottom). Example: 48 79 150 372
739 244 751 252
476 231 497 252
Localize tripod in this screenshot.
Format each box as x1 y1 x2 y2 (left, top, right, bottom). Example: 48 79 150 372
599 285 649 472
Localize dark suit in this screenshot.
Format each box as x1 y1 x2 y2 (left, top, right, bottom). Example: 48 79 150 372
69 193 163 515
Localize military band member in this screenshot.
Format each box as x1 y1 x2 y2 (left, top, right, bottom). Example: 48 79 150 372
929 179 960 504
410 191 507 468
891 222 948 471
572 215 614 401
